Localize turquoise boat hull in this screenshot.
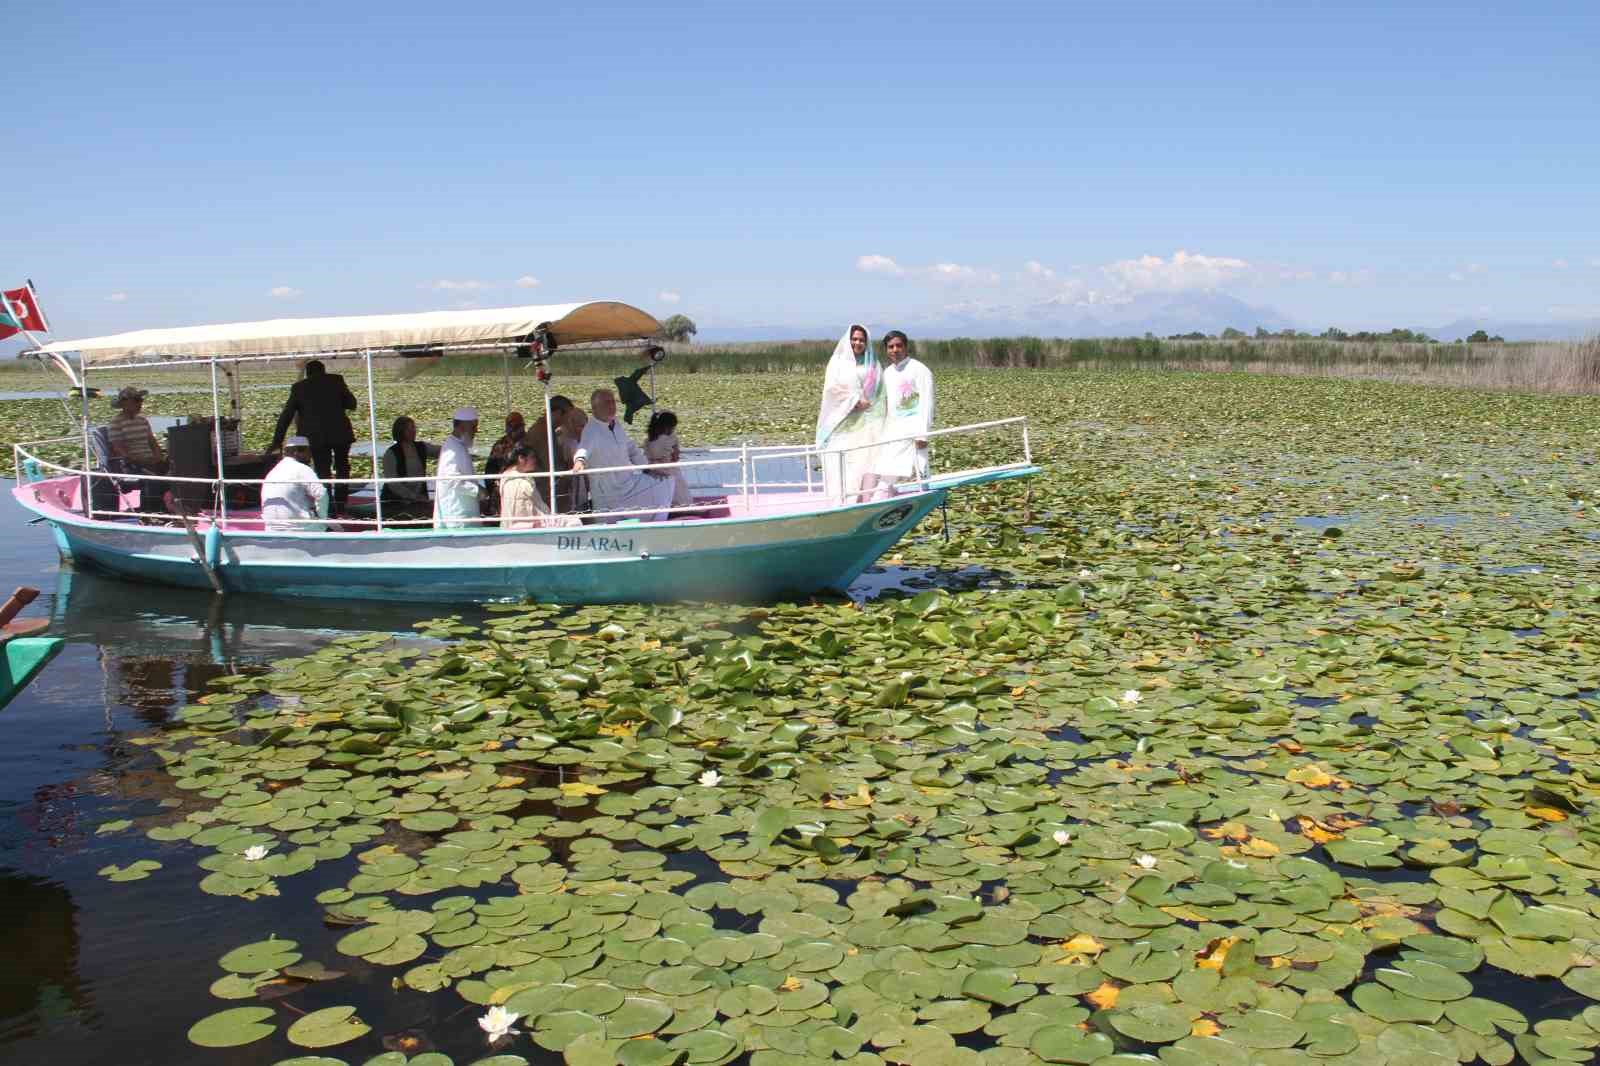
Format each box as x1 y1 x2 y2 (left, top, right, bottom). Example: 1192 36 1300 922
14 468 1038 605
1 635 63 710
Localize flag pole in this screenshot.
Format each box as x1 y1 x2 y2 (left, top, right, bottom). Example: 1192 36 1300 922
3 286 91 515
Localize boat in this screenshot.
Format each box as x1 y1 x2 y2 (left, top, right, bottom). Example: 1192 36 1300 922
11 301 1038 604
1 587 64 709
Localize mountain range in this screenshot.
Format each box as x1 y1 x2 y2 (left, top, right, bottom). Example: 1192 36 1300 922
697 292 1599 343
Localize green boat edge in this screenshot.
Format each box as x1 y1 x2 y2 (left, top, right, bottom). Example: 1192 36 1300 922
1 636 64 710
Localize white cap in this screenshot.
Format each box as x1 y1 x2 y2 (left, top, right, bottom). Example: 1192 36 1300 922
453 407 479 422
284 435 310 449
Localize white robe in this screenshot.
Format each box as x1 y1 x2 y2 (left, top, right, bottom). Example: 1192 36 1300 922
875 357 935 480
815 325 885 502
261 455 327 531
575 418 674 522
432 434 481 529
643 433 693 510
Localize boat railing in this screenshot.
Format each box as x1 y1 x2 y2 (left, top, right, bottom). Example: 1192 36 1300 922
12 416 1033 531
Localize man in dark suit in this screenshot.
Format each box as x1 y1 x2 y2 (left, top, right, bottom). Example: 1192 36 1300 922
270 359 358 508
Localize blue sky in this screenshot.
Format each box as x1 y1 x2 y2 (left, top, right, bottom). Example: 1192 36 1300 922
7 1 1599 341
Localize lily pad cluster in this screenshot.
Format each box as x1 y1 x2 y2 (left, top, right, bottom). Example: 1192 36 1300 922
26 368 1600 1066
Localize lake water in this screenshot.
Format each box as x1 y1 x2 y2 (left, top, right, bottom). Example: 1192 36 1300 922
0 485 936 1066
0 492 484 1066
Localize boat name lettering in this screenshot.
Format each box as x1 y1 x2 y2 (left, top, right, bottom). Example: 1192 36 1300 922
556 534 636 553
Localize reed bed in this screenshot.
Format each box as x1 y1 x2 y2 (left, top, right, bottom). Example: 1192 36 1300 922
5 335 1597 394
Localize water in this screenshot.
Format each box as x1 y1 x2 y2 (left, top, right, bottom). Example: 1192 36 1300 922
0 493 471 1066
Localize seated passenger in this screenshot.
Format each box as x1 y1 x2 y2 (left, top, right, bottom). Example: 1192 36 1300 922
528 395 577 513
380 416 440 523
500 445 579 529
573 389 674 522
107 386 172 513
261 436 328 531
643 410 693 512
484 410 526 514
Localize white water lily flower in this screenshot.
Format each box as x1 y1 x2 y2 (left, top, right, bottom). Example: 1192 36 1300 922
1498 715 1519 728
478 1005 520 1043
1077 568 1093 579
1135 738 1147 754
1226 859 1248 869
1171 563 1182 572
1135 854 1158 870
698 770 722 788
1120 689 1142 707
1052 830 1072 846
242 845 269 862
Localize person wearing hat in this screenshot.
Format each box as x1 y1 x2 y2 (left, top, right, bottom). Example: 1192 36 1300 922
261 436 328 532
433 407 482 529
107 386 167 473
269 359 358 510
107 385 172 513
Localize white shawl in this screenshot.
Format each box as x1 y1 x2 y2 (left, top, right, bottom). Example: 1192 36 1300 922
815 324 883 448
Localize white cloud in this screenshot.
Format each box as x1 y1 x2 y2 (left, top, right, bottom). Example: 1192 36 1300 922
1024 260 1057 281
105 292 128 302
856 254 905 277
658 290 681 305
1100 250 1251 293
1468 263 1486 274
1447 271 1465 282
427 279 490 291
269 285 302 299
1590 257 1600 269
1553 258 1569 270
1328 269 1374 286
927 262 980 283
514 275 541 289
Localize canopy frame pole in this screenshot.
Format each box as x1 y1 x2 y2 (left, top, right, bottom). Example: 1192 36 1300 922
649 363 657 421
78 358 92 517
209 356 228 525
542 375 557 518
365 349 383 531
501 351 512 414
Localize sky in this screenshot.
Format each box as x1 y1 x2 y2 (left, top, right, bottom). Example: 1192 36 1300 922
6 0 1599 343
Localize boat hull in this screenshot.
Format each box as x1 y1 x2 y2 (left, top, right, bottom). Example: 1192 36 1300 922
1 636 64 710
16 483 950 604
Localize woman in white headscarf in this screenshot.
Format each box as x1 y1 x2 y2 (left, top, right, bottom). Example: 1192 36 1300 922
815 324 886 502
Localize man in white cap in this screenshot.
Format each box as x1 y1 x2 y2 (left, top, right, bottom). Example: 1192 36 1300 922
573 389 675 522
433 407 482 529
261 436 327 531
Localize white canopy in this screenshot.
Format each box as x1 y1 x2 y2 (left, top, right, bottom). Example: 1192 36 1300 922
39 301 662 365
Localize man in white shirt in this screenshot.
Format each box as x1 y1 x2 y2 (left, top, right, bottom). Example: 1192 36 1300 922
261 436 328 531
573 389 675 522
874 330 935 494
433 407 482 529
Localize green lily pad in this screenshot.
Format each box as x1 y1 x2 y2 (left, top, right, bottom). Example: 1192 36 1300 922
286 1005 371 1048
188 1006 278 1047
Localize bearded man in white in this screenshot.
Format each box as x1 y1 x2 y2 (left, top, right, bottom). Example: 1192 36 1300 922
574 389 675 522
874 330 935 493
261 436 328 531
433 407 482 529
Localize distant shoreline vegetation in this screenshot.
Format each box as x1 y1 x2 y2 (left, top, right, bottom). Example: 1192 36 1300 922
420 333 1599 395
6 332 1596 395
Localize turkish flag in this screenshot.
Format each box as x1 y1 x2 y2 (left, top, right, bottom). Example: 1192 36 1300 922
2 283 49 333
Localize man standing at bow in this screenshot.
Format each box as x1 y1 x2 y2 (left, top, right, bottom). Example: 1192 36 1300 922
269 359 358 511
433 407 483 529
261 436 328 531
874 330 936 494
573 389 674 522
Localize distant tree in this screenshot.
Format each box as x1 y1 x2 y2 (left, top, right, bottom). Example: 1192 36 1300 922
1491 334 1505 342
1167 331 1211 340
1467 329 1490 343
658 315 698 342
1320 327 1349 341
1221 327 1247 340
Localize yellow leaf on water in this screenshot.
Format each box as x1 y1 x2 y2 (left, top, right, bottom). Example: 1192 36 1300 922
1084 982 1120 1010
1060 934 1105 956
494 775 526 789
1526 806 1568 822
1297 817 1343 844
1286 764 1338 788
779 975 803 991
558 781 607 797
1239 837 1281 858
1191 1019 1221 1037
1195 936 1239 971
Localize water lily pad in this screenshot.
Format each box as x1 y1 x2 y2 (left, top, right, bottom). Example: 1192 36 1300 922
188 1006 277 1047
286 1005 371 1048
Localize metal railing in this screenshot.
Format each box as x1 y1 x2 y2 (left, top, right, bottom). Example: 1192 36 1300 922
13 416 1032 532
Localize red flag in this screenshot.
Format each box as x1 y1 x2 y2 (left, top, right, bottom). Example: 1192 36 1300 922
2 283 49 333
